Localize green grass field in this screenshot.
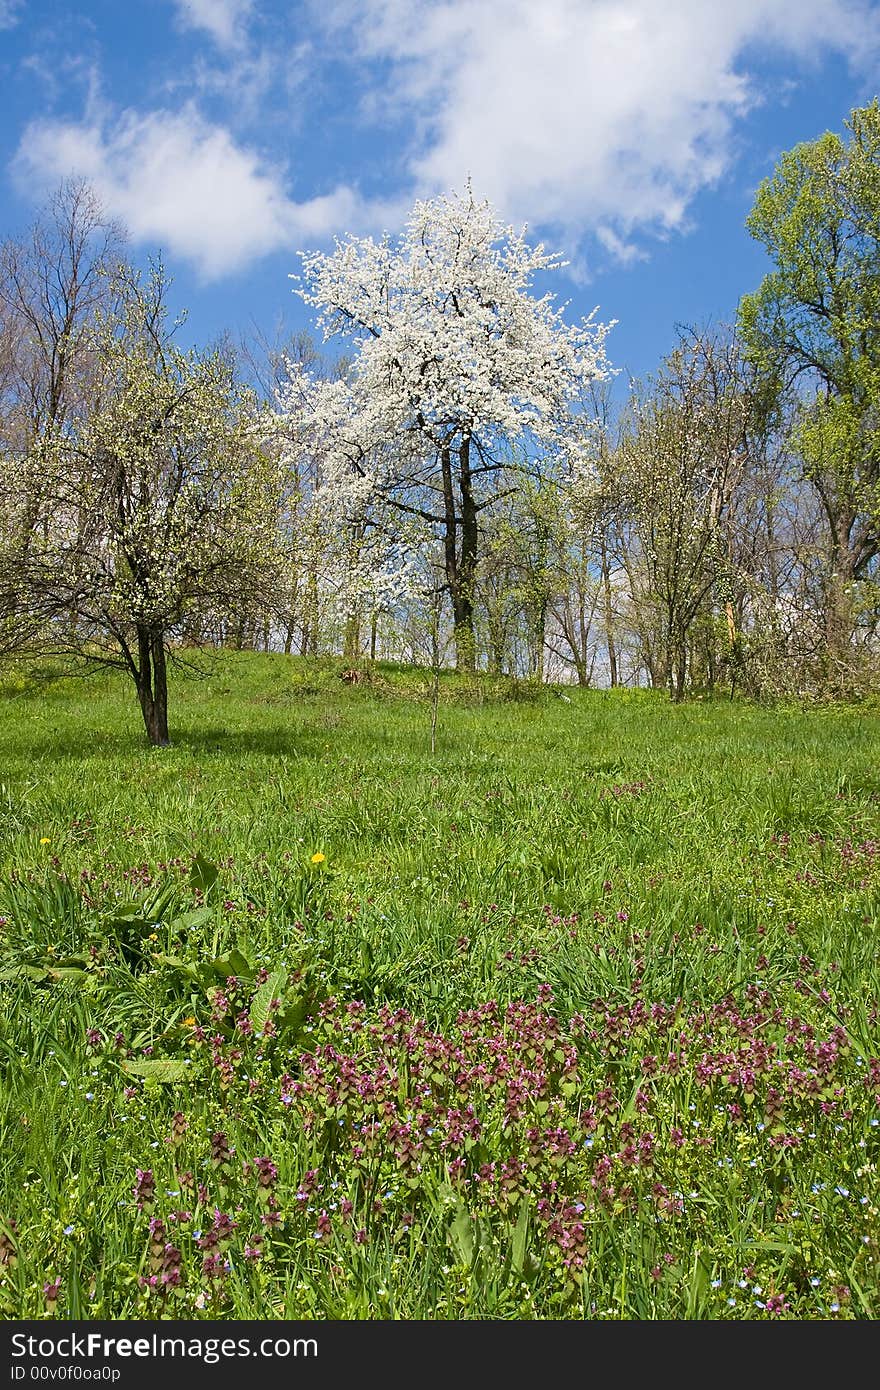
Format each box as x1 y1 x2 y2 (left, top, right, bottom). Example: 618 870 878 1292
0 653 878 1318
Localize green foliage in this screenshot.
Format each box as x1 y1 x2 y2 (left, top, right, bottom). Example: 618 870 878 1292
738 101 880 657
739 105 880 401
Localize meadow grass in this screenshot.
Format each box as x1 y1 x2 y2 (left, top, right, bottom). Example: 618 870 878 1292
0 652 878 1319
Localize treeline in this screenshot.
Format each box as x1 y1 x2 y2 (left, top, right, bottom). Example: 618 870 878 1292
0 105 878 743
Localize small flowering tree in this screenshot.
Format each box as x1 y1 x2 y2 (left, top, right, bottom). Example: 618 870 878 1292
611 329 752 700
282 186 612 670
1 264 282 744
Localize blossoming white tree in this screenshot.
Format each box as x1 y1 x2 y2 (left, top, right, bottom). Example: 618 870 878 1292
281 186 613 670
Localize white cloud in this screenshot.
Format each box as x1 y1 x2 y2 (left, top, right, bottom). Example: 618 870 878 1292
171 0 254 50
0 0 22 29
10 0 879 282
12 105 374 280
595 227 648 268
323 0 880 256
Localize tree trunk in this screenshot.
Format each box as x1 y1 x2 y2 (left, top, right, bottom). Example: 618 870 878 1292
600 534 618 688
303 569 319 657
764 484 781 636
486 615 505 675
135 623 170 746
455 437 478 673
573 651 589 687
671 637 687 703
438 435 480 673
824 539 855 674
532 600 547 682
643 632 666 690
344 611 361 663
439 442 467 672
573 593 591 685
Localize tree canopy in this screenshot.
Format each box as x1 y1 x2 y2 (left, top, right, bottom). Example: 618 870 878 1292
281 186 612 669
739 100 880 662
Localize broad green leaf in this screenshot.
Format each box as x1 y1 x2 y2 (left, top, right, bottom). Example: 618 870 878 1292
277 994 310 1037
189 854 219 897
686 1250 710 1317
111 902 146 920
153 954 200 982
167 905 213 933
209 948 255 981
251 968 288 1035
121 1058 189 1082
108 914 153 934
449 1205 475 1267
511 1197 530 1276
0 964 49 982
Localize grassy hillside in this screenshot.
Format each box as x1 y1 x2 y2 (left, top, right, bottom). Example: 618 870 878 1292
0 654 878 1318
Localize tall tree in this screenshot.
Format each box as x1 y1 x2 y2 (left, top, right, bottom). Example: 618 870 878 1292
1 263 281 745
615 329 750 700
285 186 611 671
0 179 125 453
738 101 880 674
0 182 126 651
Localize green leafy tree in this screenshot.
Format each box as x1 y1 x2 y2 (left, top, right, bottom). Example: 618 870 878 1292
738 101 880 671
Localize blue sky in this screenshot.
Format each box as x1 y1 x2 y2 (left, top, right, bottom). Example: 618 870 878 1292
1 0 878 388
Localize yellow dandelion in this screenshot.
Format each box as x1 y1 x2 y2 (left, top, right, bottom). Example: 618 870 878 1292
183 1017 197 1028
148 932 158 942
39 837 51 845
311 852 326 864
